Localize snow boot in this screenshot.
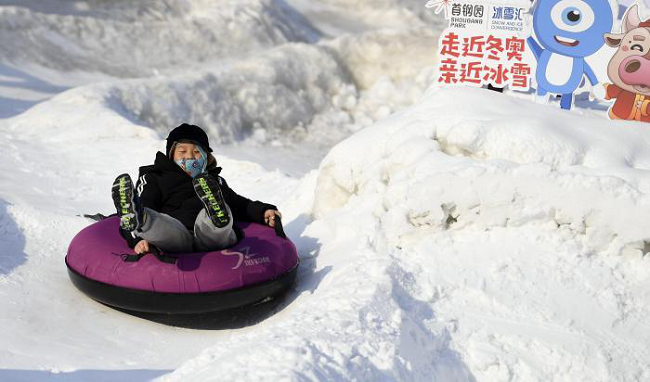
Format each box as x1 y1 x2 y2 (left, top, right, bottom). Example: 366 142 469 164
112 173 143 232
193 173 230 228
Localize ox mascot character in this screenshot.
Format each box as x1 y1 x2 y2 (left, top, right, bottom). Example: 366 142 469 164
528 0 614 110
602 5 650 122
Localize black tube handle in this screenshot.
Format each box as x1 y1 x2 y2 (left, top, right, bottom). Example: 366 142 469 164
274 216 287 239
116 246 177 264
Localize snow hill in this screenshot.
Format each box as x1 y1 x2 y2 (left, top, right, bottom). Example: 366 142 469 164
0 0 439 167
1 1 650 382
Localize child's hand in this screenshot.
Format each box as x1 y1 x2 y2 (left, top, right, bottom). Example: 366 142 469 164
264 210 282 228
135 240 150 254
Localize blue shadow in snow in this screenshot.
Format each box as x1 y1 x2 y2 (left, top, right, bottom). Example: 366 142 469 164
284 213 329 294
0 64 70 118
0 369 171 382
0 96 39 119
0 64 68 94
0 199 26 275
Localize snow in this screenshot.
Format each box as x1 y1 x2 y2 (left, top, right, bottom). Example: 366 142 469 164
0 0 318 76
161 87 650 381
1 1 650 381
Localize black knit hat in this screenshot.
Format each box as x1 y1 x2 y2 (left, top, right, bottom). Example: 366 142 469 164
166 123 213 155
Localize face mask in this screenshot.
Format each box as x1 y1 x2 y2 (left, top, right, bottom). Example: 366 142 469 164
175 145 207 178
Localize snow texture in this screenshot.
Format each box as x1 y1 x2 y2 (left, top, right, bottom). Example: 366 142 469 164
162 87 650 381
1 1 649 382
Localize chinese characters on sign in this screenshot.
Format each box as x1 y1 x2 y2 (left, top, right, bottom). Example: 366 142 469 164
435 1 533 91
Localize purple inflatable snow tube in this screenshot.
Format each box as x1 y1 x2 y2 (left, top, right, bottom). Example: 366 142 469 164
65 216 298 314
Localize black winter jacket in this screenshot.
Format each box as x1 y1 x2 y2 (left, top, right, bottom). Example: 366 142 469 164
119 152 277 248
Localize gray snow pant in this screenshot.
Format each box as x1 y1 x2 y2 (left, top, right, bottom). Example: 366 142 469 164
136 206 237 253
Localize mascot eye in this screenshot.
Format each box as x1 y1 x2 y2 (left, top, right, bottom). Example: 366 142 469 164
562 7 581 25
551 0 595 33
631 44 644 52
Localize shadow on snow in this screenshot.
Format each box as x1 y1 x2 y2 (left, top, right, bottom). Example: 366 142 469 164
0 64 70 118
0 198 26 275
0 368 171 382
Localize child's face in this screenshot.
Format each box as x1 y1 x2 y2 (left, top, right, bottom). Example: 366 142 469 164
173 142 203 161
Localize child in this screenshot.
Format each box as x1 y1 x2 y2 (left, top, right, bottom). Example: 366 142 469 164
112 123 282 254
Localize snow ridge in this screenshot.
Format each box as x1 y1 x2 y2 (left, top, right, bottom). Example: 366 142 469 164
315 87 650 257
0 0 319 77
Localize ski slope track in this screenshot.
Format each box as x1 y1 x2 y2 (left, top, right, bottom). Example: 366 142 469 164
1 1 649 381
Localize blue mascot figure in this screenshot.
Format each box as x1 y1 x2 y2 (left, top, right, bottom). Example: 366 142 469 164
528 0 614 109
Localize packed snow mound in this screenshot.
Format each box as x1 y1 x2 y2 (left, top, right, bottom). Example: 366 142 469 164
115 43 352 144
0 0 443 153
314 86 650 256
325 27 438 89
5 43 350 145
6 40 434 148
0 0 318 77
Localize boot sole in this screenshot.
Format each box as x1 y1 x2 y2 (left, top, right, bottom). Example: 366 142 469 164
193 175 230 228
112 173 139 232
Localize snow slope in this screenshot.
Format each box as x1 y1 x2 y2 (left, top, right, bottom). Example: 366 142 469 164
2 0 650 381
161 87 650 381
0 0 442 380
0 0 440 173
0 94 300 373
0 0 318 77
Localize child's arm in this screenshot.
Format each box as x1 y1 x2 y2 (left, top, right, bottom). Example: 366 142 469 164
135 173 163 211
